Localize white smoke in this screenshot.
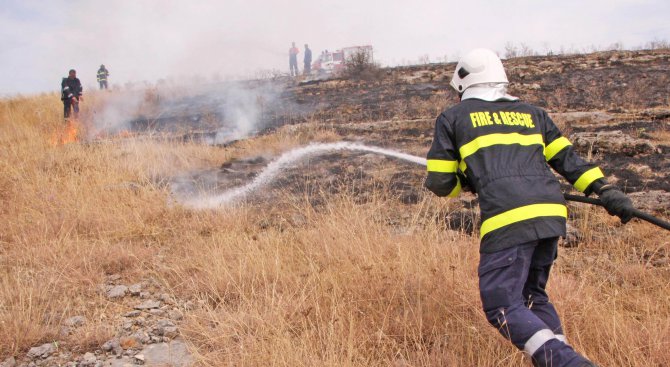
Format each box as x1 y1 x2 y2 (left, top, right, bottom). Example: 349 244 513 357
209 82 284 144
89 90 145 138
174 142 427 209
89 80 288 143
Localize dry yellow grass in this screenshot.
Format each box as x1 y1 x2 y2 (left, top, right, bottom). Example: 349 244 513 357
651 128 670 146
0 93 669 365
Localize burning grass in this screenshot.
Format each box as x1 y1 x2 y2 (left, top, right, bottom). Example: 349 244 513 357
1 94 669 365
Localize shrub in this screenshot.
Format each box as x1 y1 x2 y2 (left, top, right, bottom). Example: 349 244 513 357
343 49 383 81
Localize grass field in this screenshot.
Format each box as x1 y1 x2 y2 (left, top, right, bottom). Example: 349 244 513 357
1 91 669 366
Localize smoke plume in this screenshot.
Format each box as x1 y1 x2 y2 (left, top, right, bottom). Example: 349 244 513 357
89 79 290 144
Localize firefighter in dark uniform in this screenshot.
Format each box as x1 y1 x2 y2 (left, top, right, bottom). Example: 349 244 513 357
425 48 634 367
61 69 83 119
97 64 109 90
304 44 312 75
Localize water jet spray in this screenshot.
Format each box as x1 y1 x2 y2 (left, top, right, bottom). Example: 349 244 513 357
174 142 670 231
176 142 425 209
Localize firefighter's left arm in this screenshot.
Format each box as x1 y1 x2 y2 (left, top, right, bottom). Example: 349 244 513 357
74 79 83 97
541 110 604 195
425 114 462 197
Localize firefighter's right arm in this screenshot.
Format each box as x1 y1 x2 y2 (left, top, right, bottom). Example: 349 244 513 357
425 114 462 197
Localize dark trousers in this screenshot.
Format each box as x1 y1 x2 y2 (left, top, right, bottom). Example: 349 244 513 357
304 63 311 75
99 81 108 90
478 238 592 367
63 98 79 119
289 58 298 76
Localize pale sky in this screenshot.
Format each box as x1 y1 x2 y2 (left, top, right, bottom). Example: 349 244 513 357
1 0 668 96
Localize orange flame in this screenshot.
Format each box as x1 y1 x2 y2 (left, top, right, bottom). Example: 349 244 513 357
51 120 80 146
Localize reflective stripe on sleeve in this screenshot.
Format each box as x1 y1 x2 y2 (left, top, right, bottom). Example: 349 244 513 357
480 203 567 238
459 160 467 173
426 159 458 173
555 334 568 344
544 137 572 161
524 329 556 356
63 86 70 90
448 178 461 198
573 167 605 192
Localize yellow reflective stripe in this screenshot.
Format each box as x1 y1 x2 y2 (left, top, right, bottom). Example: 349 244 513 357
448 179 461 197
573 167 605 192
459 160 467 173
457 133 544 174
459 133 545 160
544 137 572 161
426 159 458 173
480 203 567 238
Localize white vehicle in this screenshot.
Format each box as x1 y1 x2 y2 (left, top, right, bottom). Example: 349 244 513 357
312 45 373 75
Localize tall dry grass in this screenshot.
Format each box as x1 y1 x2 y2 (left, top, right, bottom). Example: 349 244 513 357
0 93 669 366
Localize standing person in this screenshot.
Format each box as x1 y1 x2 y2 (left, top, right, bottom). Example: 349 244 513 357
303 44 312 75
61 69 83 119
424 48 634 367
97 64 109 90
289 42 299 77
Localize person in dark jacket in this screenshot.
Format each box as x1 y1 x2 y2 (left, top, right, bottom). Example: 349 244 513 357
303 44 312 75
425 48 634 367
61 69 83 119
97 64 109 90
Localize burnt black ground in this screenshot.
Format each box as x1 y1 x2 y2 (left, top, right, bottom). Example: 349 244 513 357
157 50 670 216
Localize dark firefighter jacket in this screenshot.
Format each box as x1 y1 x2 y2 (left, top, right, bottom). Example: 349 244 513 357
61 77 82 101
304 48 312 65
425 99 604 253
97 68 109 82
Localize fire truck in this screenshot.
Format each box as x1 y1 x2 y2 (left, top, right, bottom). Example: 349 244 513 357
312 45 373 75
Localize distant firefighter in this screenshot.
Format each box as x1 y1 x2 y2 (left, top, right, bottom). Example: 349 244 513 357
97 64 109 90
289 42 299 77
303 44 312 75
61 69 83 119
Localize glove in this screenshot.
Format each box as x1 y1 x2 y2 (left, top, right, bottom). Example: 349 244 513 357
598 186 634 223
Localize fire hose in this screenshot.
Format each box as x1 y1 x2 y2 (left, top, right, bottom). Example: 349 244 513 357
563 193 670 231
177 141 670 229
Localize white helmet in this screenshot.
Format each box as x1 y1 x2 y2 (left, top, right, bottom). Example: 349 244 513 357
450 48 508 93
